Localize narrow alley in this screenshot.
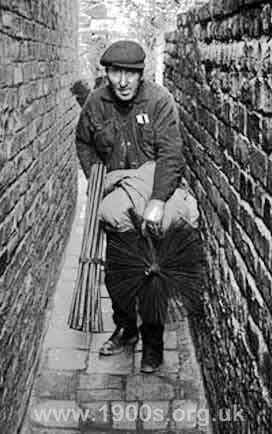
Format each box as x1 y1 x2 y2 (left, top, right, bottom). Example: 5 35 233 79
1 1 272 434
20 170 212 434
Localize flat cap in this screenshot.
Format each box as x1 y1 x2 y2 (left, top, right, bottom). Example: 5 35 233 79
100 40 145 70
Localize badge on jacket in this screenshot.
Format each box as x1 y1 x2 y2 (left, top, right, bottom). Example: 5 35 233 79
136 113 150 124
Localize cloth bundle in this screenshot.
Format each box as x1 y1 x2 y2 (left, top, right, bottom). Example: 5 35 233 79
98 161 199 232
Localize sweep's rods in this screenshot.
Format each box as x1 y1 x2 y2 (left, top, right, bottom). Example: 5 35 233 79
90 223 104 332
86 164 106 332
68 166 96 329
68 163 106 331
79 164 103 329
74 165 99 329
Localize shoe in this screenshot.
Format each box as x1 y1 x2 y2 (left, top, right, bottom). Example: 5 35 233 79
99 326 139 356
140 346 163 373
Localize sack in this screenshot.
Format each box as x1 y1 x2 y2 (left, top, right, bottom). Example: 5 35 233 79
162 186 199 230
99 162 199 232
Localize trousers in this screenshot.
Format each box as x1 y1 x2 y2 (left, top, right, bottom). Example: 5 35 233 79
105 230 165 353
112 301 164 353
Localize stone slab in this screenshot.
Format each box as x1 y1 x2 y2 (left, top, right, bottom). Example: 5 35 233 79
163 330 178 350
100 284 109 298
179 357 201 381
77 389 123 402
172 399 199 430
45 349 87 370
180 379 205 400
78 401 111 432
111 401 138 431
79 373 123 390
62 255 79 270
87 351 133 375
125 374 175 400
48 311 74 330
23 428 80 434
64 240 82 256
140 401 169 430
34 370 78 400
164 320 180 331
29 400 81 429
57 266 78 282
101 298 112 312
44 328 89 350
101 311 115 332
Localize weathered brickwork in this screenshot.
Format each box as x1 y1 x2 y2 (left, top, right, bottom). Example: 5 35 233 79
164 0 272 432
0 1 79 433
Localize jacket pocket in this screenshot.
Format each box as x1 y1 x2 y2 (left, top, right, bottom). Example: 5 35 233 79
141 125 154 146
138 125 156 160
94 119 118 159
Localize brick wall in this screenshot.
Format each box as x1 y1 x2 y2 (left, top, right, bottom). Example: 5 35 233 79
0 1 79 433
164 0 272 432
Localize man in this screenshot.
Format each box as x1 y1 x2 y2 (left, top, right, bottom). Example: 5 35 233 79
76 40 184 373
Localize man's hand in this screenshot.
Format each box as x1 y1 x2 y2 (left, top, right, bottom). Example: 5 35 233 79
142 199 165 236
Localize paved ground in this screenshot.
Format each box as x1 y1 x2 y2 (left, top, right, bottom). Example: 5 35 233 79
21 170 213 434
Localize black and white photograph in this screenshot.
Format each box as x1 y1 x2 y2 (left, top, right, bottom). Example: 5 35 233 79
0 1 271 433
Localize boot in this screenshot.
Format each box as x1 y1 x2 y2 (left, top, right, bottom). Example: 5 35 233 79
140 322 164 373
99 325 139 356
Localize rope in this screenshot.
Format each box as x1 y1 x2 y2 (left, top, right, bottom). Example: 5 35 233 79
79 256 106 265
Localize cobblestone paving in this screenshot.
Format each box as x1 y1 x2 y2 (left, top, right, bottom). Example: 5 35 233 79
21 171 213 434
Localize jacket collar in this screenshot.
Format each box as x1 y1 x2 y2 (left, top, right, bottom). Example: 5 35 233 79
101 80 149 105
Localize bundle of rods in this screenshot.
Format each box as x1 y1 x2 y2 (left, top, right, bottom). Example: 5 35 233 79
68 163 107 334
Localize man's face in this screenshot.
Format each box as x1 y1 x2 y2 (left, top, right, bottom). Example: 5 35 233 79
107 66 142 102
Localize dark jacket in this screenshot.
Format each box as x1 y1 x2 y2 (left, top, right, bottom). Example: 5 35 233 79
76 80 184 202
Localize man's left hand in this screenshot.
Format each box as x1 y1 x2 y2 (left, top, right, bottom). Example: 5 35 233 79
142 199 165 236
